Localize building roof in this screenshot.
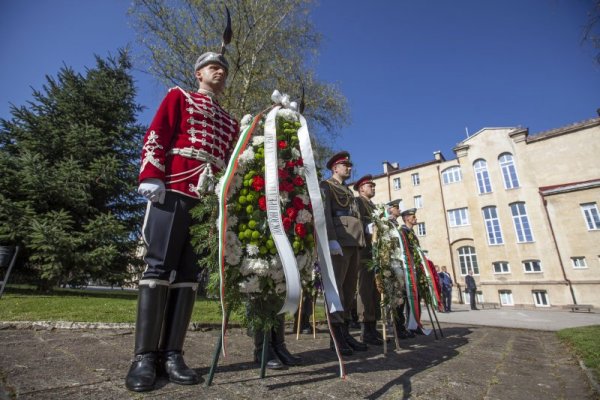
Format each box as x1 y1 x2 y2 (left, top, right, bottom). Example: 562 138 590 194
527 117 600 143
539 178 600 196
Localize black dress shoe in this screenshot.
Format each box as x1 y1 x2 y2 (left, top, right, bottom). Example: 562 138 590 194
343 332 368 351
125 352 158 392
254 348 285 370
330 337 353 356
161 351 201 385
273 344 302 366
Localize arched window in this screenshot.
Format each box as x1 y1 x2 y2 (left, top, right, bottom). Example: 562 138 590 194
442 166 462 185
499 153 520 189
457 246 479 275
473 159 492 194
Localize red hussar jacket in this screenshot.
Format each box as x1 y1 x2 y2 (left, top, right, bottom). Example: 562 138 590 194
139 87 239 198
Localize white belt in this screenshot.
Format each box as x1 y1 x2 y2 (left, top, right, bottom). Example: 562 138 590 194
168 147 226 170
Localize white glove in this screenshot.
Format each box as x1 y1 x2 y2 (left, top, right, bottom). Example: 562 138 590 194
366 223 374 234
328 240 343 256
138 178 166 204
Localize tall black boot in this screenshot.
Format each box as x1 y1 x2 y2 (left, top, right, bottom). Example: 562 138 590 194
159 284 201 385
342 322 368 351
394 305 414 339
272 315 302 366
329 323 353 356
254 327 284 369
361 322 383 345
125 280 169 392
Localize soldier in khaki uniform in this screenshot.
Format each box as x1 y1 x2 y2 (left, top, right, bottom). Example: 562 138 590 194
354 175 383 345
320 151 368 355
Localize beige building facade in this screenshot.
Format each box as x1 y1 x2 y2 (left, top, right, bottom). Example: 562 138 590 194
357 116 600 308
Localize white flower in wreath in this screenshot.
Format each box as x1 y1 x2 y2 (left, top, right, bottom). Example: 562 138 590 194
249 258 270 277
270 265 285 282
277 108 299 122
291 148 301 160
279 191 289 204
252 135 265 146
383 269 393 278
294 166 306 176
240 114 254 131
239 275 260 293
296 209 312 224
225 231 242 266
296 194 310 205
278 159 286 169
275 281 287 294
226 214 238 230
246 244 260 257
238 146 255 167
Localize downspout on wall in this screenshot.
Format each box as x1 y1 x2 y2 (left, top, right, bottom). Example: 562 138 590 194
539 191 577 305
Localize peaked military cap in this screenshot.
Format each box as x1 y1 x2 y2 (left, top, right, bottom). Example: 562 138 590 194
387 199 401 209
326 151 353 170
353 174 375 191
401 208 417 217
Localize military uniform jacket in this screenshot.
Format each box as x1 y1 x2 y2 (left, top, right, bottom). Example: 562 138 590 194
139 87 239 199
356 195 375 259
320 178 365 248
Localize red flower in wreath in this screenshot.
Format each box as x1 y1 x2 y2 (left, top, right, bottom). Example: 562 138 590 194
278 140 288 150
292 196 305 210
286 160 296 168
280 181 294 193
278 168 289 180
258 196 267 211
252 175 265 192
296 158 304 166
282 217 293 231
286 207 298 220
293 176 304 187
295 223 307 238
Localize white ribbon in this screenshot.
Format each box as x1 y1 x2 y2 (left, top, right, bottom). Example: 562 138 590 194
264 106 302 315
297 114 342 313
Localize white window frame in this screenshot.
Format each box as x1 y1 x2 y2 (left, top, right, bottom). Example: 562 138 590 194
571 257 587 269
417 222 426 236
414 195 423 209
411 173 420 186
523 260 542 273
448 208 469 227
510 202 534 243
442 166 462 185
499 290 513 306
482 206 504 245
533 290 550 307
493 261 510 274
473 159 492 194
458 246 479 275
499 153 520 189
393 177 401 190
581 203 600 230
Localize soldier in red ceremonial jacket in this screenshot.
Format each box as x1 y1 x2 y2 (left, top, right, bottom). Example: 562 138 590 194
125 52 239 392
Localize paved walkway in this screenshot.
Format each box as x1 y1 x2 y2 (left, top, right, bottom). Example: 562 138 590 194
1 306 598 399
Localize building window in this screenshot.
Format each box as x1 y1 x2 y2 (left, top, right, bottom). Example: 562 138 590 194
499 290 513 306
448 208 469 227
442 166 462 185
571 257 587 269
417 222 426 236
398 199 404 211
414 195 423 209
458 246 479 275
473 159 492 194
510 202 534 242
523 260 542 273
533 290 550 307
581 203 600 230
498 153 520 189
411 173 420 186
493 261 510 274
483 206 504 245
393 177 401 190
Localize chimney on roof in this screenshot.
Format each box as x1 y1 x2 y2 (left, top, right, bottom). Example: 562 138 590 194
382 161 399 174
433 151 445 162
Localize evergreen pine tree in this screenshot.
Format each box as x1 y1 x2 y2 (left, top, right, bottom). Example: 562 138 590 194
0 50 146 290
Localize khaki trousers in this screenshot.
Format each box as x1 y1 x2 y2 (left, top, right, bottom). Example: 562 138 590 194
357 260 379 323
329 246 360 324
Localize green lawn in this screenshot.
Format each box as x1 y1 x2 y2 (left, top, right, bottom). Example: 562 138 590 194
0 285 325 325
557 325 600 381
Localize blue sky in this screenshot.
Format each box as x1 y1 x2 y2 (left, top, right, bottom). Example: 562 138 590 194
1 0 599 178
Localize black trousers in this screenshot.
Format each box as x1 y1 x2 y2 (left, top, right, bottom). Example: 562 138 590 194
468 289 477 309
141 191 202 283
